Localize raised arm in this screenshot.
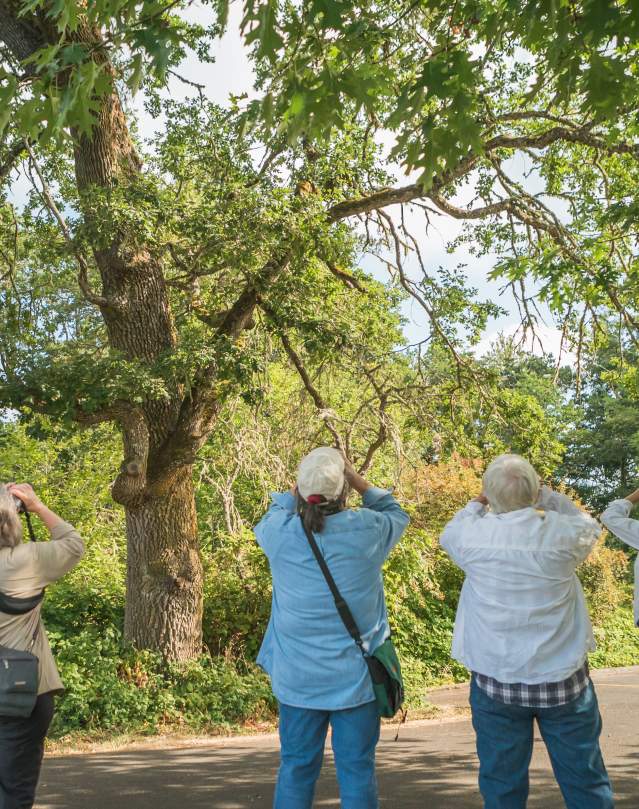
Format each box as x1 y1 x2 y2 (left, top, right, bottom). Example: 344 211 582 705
439 496 488 567
343 459 409 559
8 483 84 586
601 489 639 551
254 490 297 551
536 485 584 516
535 486 601 564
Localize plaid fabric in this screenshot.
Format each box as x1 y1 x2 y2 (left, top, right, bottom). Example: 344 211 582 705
473 662 590 708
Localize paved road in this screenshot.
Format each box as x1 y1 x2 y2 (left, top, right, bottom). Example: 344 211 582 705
36 667 639 808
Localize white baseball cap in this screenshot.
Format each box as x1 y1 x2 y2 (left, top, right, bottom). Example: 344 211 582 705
297 447 345 501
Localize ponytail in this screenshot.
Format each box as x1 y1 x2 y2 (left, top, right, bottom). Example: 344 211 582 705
297 491 345 534
298 499 327 534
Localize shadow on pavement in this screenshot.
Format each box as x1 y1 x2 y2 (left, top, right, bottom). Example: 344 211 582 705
37 670 639 808
36 732 639 808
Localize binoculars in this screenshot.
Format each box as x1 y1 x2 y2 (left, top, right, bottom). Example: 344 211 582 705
12 496 25 514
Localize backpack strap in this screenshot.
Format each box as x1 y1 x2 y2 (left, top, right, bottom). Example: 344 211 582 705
301 520 367 658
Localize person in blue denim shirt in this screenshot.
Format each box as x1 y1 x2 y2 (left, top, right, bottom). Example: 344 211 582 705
254 447 409 809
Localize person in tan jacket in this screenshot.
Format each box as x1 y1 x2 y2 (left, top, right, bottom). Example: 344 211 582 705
0 482 84 809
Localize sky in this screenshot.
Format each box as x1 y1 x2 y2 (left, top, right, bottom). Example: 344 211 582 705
153 3 573 362
10 2 571 364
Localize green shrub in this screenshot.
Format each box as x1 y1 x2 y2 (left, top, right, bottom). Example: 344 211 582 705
589 604 639 669
202 527 272 659
50 627 276 739
578 541 629 623
1 421 637 739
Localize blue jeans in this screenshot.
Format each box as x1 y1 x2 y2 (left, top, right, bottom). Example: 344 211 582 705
470 678 614 809
274 700 380 809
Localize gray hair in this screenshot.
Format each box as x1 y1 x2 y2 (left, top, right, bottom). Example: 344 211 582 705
0 486 22 549
483 454 540 514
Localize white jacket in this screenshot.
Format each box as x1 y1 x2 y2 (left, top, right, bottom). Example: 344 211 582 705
600 498 639 626
440 487 601 684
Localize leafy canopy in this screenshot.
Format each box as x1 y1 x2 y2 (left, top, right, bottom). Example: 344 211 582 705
2 1 639 184
234 0 639 183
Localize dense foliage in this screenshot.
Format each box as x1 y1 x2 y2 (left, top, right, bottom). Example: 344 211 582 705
0 0 637 734
0 339 637 741
2 0 639 660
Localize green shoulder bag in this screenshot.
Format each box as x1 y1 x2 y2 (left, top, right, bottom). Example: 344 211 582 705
302 522 404 718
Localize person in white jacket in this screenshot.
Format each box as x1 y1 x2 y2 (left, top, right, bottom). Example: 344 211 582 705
600 488 639 626
440 453 614 809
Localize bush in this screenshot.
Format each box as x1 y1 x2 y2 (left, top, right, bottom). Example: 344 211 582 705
578 541 629 623
1 422 637 740
50 627 276 739
589 604 639 669
202 527 272 659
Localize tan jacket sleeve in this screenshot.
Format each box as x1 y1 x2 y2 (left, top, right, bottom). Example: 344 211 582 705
32 521 85 586
3 522 85 593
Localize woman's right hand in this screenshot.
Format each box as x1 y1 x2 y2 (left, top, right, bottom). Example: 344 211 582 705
6 483 43 514
7 484 63 531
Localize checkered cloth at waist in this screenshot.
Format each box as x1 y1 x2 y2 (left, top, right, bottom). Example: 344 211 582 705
473 661 590 708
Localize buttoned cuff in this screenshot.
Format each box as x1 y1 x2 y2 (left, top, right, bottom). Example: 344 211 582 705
271 492 296 512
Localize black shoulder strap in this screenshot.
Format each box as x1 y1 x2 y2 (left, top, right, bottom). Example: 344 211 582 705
0 591 44 615
301 520 367 657
24 509 37 543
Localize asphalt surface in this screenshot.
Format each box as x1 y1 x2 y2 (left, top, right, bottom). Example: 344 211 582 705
36 667 639 808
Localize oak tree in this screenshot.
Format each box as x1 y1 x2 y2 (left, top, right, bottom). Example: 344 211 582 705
1 0 638 659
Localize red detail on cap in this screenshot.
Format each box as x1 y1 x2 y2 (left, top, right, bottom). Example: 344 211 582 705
306 495 323 504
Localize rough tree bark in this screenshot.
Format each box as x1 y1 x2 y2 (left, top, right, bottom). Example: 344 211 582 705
124 467 202 658
0 8 209 660
4 3 624 661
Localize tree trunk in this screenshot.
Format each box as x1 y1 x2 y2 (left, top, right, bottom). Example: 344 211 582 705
0 8 261 661
124 467 203 660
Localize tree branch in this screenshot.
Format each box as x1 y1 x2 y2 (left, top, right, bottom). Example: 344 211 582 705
150 251 293 479
357 374 389 475
491 111 588 128
357 416 388 475
110 406 150 507
0 139 26 183
25 143 122 311
428 192 515 219
327 126 639 222
216 252 292 339
0 4 47 63
278 331 346 452
324 260 368 293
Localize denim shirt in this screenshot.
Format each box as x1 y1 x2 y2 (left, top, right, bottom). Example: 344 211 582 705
255 487 409 710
